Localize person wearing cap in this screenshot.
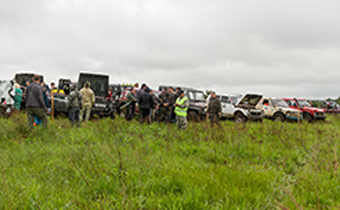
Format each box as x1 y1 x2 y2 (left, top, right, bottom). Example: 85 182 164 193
174 90 189 130
138 87 154 123
206 91 222 128
79 81 95 122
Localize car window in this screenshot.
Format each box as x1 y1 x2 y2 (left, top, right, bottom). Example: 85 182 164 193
272 99 289 108
187 92 194 100
221 96 230 103
287 100 297 107
194 92 205 101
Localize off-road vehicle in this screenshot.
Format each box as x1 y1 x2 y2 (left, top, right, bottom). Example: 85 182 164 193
48 78 72 116
78 73 115 119
283 98 327 122
309 100 340 114
256 97 302 122
158 85 207 121
207 93 264 123
0 80 15 117
14 73 44 108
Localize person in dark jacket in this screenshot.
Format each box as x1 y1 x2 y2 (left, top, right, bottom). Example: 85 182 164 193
25 75 48 128
67 83 82 127
206 91 222 128
138 87 154 123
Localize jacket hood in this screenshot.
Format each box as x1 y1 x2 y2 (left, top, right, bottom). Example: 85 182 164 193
70 83 78 91
83 81 91 88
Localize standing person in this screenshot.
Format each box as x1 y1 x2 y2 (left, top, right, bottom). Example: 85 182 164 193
126 88 137 121
51 82 65 95
139 87 154 123
14 83 22 111
174 90 189 130
136 83 147 101
68 83 82 127
206 91 222 128
79 81 95 122
171 87 182 123
150 89 160 122
167 87 175 123
158 87 170 122
25 75 48 128
50 82 57 91
41 83 50 110
136 83 147 121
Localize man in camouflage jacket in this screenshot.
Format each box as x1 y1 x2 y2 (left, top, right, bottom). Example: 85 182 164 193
206 92 222 128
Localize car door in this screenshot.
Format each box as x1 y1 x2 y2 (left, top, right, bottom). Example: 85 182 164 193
261 99 273 116
220 96 229 115
223 96 235 118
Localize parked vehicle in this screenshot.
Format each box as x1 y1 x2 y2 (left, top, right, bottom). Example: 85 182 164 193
282 98 327 122
78 73 115 119
0 80 15 117
256 97 302 122
14 73 44 109
207 93 264 123
309 100 340 114
58 78 72 95
159 85 207 121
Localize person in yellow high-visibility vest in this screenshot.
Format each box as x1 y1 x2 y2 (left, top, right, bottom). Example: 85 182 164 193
174 90 189 130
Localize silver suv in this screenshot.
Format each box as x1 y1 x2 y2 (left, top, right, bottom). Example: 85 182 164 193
207 93 264 123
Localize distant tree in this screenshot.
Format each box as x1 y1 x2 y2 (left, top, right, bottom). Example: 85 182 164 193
205 90 213 99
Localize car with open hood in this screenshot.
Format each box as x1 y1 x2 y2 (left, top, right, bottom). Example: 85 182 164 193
14 73 44 109
0 80 15 117
207 92 264 123
256 97 302 122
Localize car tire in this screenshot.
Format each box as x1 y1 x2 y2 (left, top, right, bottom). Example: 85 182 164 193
303 113 313 123
188 111 199 122
234 112 246 123
273 113 285 122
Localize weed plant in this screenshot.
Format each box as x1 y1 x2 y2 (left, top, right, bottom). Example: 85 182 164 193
0 114 340 209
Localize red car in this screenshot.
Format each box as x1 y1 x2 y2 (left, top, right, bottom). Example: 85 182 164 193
282 98 327 122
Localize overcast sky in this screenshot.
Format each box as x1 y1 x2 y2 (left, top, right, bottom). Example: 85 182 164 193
1 0 339 98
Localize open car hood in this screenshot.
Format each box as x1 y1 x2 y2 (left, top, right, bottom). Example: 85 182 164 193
236 93 263 108
0 80 15 105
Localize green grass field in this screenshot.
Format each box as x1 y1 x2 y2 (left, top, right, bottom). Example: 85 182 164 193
1 114 340 209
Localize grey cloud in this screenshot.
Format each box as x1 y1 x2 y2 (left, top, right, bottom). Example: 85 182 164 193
1 0 340 98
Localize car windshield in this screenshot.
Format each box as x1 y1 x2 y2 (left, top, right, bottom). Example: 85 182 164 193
194 92 206 101
298 100 311 107
272 99 289 108
230 96 240 104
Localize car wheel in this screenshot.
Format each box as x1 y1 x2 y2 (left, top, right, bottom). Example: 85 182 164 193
273 113 285 122
234 112 246 123
303 113 313 123
110 111 115 120
188 111 199 122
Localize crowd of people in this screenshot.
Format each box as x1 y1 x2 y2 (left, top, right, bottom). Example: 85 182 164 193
118 83 222 129
15 76 223 130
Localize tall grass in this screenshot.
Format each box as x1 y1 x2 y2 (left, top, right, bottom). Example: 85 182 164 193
0 114 340 209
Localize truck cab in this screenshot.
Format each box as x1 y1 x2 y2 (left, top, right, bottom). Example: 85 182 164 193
78 73 115 119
